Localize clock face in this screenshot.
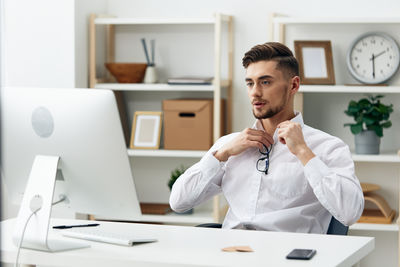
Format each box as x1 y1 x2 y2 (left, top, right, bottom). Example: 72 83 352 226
347 32 400 84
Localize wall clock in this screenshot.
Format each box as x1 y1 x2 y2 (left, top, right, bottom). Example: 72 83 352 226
347 32 400 84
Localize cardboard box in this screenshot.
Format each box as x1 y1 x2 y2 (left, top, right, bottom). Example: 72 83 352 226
163 99 225 150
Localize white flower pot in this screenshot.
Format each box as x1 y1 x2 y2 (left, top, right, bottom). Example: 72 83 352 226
355 130 380 155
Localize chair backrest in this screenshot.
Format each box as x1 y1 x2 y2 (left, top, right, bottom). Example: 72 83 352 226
196 223 222 228
327 216 348 235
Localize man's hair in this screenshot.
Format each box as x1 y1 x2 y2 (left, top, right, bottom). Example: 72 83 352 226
242 42 299 78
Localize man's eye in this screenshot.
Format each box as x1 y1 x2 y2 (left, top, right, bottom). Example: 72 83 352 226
246 82 254 87
261 80 270 85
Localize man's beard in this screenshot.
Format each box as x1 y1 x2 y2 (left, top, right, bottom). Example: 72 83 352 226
253 105 284 119
252 93 288 119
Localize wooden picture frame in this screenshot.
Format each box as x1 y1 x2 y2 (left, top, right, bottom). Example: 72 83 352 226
294 40 335 85
130 111 162 149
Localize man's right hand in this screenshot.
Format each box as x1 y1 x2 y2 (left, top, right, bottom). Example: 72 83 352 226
214 128 274 162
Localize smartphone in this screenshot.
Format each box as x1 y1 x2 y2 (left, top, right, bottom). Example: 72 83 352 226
286 249 316 260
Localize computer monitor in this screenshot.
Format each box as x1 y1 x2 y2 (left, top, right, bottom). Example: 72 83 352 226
1 87 142 251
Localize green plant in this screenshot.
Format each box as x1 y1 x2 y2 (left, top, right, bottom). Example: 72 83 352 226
168 165 187 191
344 94 393 137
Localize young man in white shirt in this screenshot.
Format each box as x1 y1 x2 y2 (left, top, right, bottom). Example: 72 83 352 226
169 42 364 234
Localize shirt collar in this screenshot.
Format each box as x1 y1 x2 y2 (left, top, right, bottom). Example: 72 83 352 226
252 111 304 144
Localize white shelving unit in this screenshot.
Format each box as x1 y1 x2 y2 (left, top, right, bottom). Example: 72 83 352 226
350 222 399 232
93 16 232 25
300 85 400 94
353 153 400 163
128 149 206 158
272 17 400 24
95 83 215 92
272 17 400 43
94 80 230 92
89 13 233 225
351 154 400 233
272 14 400 266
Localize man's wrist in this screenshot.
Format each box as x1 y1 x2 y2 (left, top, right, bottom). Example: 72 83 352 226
296 146 315 166
214 149 230 162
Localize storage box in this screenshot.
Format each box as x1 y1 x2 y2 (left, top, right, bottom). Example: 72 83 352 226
163 99 225 150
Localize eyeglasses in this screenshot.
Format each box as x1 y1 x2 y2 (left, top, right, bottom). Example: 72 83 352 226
256 144 272 174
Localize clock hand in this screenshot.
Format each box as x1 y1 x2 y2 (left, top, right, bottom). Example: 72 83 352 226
372 53 375 79
370 50 386 60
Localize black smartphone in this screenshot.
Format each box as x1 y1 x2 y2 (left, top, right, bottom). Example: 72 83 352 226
286 249 316 260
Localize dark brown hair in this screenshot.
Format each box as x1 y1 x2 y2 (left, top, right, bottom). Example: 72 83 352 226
242 42 299 78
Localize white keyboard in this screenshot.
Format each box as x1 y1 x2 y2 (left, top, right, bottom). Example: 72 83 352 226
62 228 157 246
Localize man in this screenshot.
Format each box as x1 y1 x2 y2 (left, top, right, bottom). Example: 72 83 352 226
169 42 364 234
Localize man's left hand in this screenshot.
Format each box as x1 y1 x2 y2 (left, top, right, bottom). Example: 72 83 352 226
277 121 315 165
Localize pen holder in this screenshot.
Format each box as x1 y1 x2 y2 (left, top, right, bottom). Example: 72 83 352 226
144 66 158 83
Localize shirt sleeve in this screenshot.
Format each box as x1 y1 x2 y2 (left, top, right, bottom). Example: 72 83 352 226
169 135 232 213
304 139 364 226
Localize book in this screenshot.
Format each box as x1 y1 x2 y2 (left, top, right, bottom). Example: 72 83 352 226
167 76 213 85
140 203 172 215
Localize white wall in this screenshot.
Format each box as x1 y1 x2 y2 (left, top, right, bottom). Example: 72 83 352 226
3 0 107 88
75 1 108 87
3 0 75 87
1 0 107 220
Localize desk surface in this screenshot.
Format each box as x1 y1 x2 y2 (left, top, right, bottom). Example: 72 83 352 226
1 218 374 267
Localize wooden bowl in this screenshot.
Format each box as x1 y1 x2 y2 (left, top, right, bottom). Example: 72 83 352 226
105 63 147 83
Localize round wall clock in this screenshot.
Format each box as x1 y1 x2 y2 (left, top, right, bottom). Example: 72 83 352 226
347 32 400 84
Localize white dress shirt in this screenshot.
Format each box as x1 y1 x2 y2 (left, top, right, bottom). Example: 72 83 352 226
169 112 364 234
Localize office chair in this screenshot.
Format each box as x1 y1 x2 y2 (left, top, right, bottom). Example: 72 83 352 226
197 216 349 235
197 223 223 228
326 216 349 235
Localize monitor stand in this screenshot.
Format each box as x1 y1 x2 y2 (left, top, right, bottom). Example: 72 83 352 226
12 155 89 252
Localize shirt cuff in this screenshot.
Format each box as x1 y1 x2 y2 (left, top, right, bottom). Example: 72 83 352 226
197 149 226 185
303 156 346 223
303 156 330 190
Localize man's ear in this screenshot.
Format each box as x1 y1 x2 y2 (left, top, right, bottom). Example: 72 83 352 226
290 76 300 95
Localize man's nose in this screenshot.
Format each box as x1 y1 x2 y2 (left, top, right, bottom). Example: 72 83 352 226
249 83 262 97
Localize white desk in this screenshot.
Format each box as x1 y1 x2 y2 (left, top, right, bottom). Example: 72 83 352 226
1 218 374 267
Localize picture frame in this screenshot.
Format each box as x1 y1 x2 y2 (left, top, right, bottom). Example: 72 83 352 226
130 111 162 149
294 40 335 85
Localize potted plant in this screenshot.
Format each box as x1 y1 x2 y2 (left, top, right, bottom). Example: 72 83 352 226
344 94 393 154
168 165 193 214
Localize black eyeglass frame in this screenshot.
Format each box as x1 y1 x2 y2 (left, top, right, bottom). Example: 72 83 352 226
256 144 273 174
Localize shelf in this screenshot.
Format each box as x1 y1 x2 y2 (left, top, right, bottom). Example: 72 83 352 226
273 17 400 25
94 16 231 25
299 85 400 94
350 222 399 232
95 81 230 92
140 208 213 224
95 17 215 25
128 149 206 158
352 153 400 163
128 151 400 161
